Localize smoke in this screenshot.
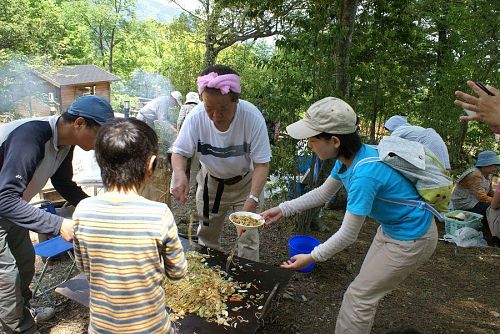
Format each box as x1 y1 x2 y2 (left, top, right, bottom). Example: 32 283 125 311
113 70 175 99
0 56 50 116
113 70 180 156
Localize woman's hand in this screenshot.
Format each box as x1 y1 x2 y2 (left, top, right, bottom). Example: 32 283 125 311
260 207 284 225
280 254 314 271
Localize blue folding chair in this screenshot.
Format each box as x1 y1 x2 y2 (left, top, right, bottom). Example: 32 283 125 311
32 236 76 305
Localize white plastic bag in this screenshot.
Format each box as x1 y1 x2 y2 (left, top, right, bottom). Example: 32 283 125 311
443 227 487 248
72 146 102 183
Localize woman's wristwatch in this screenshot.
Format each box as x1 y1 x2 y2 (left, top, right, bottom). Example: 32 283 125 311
248 194 259 203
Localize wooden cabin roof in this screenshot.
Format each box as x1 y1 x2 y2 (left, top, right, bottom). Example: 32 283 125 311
34 65 120 88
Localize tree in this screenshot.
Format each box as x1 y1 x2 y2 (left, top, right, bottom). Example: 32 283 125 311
260 0 356 231
68 0 137 73
171 0 299 66
335 0 358 98
0 0 79 60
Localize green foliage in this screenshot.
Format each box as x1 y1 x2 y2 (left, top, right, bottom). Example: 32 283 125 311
0 0 82 61
158 15 205 93
0 0 497 173
66 0 137 72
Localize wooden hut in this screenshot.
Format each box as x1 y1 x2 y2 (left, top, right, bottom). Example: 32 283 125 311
16 65 120 117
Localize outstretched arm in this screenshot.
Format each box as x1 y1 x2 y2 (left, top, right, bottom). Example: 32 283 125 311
280 211 366 271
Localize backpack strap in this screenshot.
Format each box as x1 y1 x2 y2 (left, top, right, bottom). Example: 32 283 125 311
376 197 444 222
352 156 444 222
352 156 381 173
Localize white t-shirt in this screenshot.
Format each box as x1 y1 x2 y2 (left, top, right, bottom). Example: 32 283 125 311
137 96 177 127
172 99 271 179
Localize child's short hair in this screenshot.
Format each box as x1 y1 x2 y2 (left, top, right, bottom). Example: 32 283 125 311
95 118 158 191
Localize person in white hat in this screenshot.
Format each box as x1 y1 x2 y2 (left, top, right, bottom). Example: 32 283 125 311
177 91 200 131
451 150 500 244
384 115 451 169
136 90 183 131
261 97 437 333
175 91 201 193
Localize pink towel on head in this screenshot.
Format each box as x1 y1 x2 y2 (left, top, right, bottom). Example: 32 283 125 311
197 72 241 95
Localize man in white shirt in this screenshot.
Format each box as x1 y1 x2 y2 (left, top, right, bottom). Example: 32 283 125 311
171 65 271 261
136 90 182 131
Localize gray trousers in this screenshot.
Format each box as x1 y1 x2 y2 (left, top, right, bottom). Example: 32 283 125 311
0 218 37 334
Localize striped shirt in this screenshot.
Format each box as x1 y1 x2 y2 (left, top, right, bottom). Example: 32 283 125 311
73 192 187 334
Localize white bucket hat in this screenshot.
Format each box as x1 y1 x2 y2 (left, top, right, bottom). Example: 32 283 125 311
384 115 409 132
170 91 183 106
286 97 357 139
185 91 200 104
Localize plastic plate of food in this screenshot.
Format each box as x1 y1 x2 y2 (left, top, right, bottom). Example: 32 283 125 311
229 211 265 230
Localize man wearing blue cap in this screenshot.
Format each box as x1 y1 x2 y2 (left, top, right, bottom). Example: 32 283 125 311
451 150 500 242
0 95 114 334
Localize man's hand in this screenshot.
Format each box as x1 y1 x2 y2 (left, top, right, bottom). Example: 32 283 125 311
242 197 258 212
171 171 190 204
60 219 75 242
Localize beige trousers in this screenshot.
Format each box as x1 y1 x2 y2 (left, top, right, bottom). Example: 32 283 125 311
195 166 260 261
335 220 438 334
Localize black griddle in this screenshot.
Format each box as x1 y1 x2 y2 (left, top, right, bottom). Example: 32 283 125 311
55 238 292 334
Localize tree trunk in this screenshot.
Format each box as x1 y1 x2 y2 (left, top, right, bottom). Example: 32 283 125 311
108 29 115 73
294 156 336 232
204 41 217 67
370 69 381 143
203 0 218 66
335 0 358 98
294 0 357 232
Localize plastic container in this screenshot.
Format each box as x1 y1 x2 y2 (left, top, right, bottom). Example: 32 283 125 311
40 202 56 214
444 210 483 235
288 235 321 273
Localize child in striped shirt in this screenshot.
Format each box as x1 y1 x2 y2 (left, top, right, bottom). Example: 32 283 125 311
73 118 187 334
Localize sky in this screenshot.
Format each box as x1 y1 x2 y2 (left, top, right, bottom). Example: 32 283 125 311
167 0 202 12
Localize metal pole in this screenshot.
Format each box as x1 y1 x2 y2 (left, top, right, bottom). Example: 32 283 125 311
123 100 130 118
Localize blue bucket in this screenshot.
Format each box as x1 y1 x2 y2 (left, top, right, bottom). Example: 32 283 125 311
288 235 321 273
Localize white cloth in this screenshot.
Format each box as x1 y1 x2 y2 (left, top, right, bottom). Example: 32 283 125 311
391 125 450 169
172 99 271 179
72 147 102 184
384 116 409 132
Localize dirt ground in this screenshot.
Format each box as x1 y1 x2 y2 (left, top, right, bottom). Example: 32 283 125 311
21 193 500 334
